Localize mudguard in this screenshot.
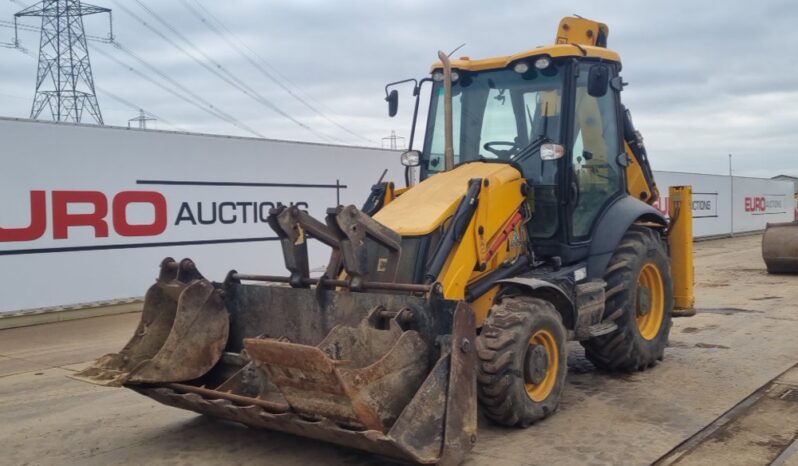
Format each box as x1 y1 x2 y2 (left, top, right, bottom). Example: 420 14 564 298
586 195 666 279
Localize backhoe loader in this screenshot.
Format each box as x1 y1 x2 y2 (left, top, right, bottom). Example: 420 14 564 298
73 16 694 465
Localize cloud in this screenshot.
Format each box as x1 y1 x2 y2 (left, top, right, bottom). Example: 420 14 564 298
1 0 797 177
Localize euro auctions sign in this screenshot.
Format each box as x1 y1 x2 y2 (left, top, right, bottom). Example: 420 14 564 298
743 195 785 214
0 118 400 313
651 192 718 219
1 190 168 242
0 182 320 252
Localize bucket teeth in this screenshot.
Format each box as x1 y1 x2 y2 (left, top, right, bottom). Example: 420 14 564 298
70 258 229 387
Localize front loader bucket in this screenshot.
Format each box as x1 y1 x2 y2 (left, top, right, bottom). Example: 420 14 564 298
73 203 477 464
125 282 477 464
763 222 798 273
70 258 229 387
244 317 430 432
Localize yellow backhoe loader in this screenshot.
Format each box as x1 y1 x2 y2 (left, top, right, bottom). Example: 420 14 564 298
73 16 694 465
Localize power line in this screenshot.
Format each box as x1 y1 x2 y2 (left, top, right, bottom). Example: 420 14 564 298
98 88 177 130
6 18 250 135
115 0 339 143
191 1 351 122
11 45 178 130
7 1 374 144
132 0 341 144
0 18 110 43
93 42 266 138
182 0 373 144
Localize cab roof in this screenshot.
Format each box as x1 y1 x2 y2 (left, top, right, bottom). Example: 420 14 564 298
432 16 620 72
431 44 621 73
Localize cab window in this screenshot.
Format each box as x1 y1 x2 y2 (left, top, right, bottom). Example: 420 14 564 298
570 63 623 239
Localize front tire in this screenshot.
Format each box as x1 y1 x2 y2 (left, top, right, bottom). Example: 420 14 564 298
476 296 567 427
582 226 673 372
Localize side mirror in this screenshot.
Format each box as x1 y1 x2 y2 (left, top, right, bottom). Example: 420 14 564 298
400 150 421 166
587 64 609 97
386 89 399 117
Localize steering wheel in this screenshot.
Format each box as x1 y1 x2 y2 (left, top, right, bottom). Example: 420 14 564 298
483 141 520 160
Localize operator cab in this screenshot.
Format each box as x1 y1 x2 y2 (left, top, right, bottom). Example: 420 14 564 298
387 48 627 265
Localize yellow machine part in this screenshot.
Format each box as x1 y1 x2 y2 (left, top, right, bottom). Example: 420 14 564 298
555 16 609 47
432 44 619 74
668 186 695 311
625 141 657 203
431 16 615 74
373 162 527 325
469 286 500 327
373 162 523 236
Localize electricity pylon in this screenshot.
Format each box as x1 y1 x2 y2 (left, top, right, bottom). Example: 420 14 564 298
15 1 112 124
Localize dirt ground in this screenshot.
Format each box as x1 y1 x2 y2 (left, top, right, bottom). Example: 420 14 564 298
1 234 797 466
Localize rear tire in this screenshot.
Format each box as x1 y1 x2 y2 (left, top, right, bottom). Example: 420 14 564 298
582 226 673 372
476 296 567 427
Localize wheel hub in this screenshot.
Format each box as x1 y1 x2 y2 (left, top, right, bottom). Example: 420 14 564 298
524 343 549 385
635 262 665 341
636 286 652 316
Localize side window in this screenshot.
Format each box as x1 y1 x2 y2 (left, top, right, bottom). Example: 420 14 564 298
570 64 622 239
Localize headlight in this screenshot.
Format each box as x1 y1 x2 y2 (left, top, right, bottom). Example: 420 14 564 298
432 70 459 82
534 56 551 70
513 62 529 74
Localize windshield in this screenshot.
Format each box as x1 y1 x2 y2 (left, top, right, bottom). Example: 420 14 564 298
421 63 565 185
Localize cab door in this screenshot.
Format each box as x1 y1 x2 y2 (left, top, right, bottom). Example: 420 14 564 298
568 62 625 242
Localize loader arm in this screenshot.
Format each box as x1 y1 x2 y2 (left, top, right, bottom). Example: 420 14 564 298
623 108 660 205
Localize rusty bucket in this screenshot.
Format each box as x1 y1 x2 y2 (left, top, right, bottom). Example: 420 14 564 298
71 201 479 464
70 258 229 387
762 222 798 274
126 278 477 465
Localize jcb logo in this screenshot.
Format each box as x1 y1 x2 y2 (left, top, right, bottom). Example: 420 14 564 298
0 190 167 243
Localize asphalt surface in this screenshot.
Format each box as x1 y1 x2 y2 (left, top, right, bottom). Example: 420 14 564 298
1 234 797 466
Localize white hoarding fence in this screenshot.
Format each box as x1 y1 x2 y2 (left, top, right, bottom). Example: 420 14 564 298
1 118 794 313
0 118 402 313
652 171 795 238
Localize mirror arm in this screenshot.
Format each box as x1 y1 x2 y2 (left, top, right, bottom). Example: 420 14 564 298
408 79 429 150
384 78 418 98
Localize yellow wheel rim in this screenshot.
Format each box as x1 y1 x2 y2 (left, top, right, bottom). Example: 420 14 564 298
525 329 559 402
636 262 665 340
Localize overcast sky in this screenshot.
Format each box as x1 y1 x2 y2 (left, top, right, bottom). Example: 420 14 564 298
1 0 797 178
